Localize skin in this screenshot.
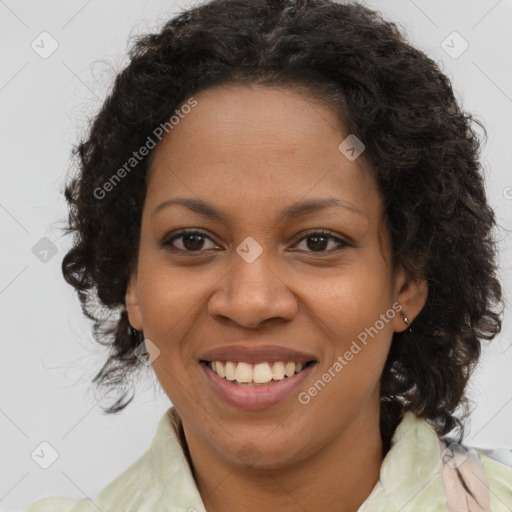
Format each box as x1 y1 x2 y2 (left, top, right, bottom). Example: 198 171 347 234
125 83 428 512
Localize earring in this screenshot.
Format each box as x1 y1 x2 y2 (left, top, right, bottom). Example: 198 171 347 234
399 309 412 333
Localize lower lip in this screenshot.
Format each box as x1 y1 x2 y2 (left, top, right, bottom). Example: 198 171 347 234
200 362 316 410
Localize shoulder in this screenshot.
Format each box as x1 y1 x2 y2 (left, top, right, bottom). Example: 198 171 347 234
24 407 202 512
476 447 512 507
24 448 153 512
25 497 98 512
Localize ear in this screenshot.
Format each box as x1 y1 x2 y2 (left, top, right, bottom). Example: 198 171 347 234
392 264 428 333
125 271 143 331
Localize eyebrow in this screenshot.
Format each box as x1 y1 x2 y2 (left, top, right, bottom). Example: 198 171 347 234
151 197 365 221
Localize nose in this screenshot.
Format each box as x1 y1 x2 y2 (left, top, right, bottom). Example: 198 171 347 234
207 250 298 330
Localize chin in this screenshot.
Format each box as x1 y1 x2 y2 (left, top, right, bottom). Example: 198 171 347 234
213 431 311 471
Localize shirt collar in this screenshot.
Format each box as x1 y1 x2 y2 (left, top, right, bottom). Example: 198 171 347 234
360 411 449 511
96 407 449 511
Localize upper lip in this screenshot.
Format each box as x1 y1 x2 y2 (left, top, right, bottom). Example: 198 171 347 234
198 344 317 364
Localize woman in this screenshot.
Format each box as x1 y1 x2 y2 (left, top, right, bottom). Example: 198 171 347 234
26 0 512 510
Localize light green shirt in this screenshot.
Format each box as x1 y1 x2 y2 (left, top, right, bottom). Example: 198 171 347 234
25 408 512 511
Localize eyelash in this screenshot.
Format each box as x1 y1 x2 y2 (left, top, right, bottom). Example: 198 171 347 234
160 228 351 255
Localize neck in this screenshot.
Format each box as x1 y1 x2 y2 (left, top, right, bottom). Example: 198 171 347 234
180 405 385 512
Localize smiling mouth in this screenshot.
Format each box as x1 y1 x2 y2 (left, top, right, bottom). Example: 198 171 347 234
199 360 316 386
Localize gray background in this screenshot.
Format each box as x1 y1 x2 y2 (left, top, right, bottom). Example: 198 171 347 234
1 0 511 510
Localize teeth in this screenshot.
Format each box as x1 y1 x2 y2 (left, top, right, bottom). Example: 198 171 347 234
284 362 295 377
271 361 285 380
235 362 253 383
207 360 310 384
225 361 236 381
253 362 273 383
216 361 226 378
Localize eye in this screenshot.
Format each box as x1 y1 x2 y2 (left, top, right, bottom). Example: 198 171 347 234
161 228 351 254
161 229 219 253
292 229 351 253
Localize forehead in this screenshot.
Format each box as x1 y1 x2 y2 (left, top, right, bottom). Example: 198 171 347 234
146 84 379 221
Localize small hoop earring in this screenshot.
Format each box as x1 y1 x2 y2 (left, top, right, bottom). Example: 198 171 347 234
399 309 412 333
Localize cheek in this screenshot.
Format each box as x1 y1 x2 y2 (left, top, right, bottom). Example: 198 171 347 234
301 294 393 432
139 266 206 404
136 261 204 368
307 262 394 338
302 263 394 394
138 252 201 326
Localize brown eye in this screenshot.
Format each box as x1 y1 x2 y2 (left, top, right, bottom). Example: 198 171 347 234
161 230 219 252
161 228 351 255
292 230 351 253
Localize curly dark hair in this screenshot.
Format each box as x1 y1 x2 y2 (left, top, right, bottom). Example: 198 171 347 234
61 0 503 452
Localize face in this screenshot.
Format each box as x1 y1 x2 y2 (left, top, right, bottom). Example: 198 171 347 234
126 84 427 469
